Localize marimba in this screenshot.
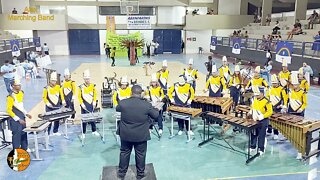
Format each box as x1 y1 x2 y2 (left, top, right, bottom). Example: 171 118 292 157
167 106 202 142
80 112 104 146
200 112 261 164
0 113 11 150
192 96 233 114
235 105 320 160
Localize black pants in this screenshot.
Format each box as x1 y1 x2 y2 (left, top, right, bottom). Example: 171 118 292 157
81 108 96 133
111 57 115 66
46 106 60 134
118 140 147 178
10 119 28 150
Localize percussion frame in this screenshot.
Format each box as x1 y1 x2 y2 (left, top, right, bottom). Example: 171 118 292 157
168 112 194 143
79 114 105 147
0 117 12 151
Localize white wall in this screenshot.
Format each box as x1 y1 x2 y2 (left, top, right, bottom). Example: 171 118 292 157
67 6 97 24
1 0 29 14
185 30 212 54
212 29 235 37
218 0 241 15
157 7 186 25
37 30 69 55
5 30 33 38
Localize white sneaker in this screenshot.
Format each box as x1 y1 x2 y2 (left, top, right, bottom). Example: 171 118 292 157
296 153 302 160
158 129 163 135
258 150 264 155
273 135 279 140
81 134 86 139
27 148 33 153
53 132 61 136
188 131 194 136
248 148 256 153
178 131 183 135
92 131 100 136
266 132 272 136
264 138 267 149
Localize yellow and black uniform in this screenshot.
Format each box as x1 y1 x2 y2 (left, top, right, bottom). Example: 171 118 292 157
7 91 28 150
228 75 243 108
299 78 310 92
113 87 132 107
246 77 269 89
43 84 65 134
168 83 195 131
182 68 198 90
288 88 307 117
78 83 97 133
219 66 232 83
156 69 169 94
145 86 165 130
110 49 116 66
205 75 226 97
278 70 291 89
249 96 273 152
62 80 76 118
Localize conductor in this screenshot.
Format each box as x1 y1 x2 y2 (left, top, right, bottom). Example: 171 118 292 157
116 85 159 179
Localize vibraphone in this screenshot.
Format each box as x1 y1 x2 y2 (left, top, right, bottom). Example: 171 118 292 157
0 112 11 150
236 105 320 160
80 112 104 146
24 120 52 161
191 96 233 114
38 108 75 139
200 112 261 164
167 106 202 143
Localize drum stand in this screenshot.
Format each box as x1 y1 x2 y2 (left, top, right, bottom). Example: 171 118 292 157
112 113 121 146
168 112 194 143
0 118 12 150
79 117 105 147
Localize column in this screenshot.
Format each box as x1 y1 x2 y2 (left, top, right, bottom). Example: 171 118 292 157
261 0 272 26
294 0 308 22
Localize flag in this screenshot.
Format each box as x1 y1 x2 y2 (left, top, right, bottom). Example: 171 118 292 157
275 41 293 64
10 39 20 57
106 16 115 33
210 36 217 51
232 38 241 54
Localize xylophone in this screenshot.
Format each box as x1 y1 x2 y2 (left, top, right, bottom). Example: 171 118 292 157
80 112 105 146
235 105 320 160
192 96 233 114
0 112 11 150
38 108 75 121
167 106 202 143
200 112 261 164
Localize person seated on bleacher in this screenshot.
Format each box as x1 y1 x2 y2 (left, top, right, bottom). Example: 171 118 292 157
272 21 280 34
27 51 39 67
266 14 271 26
287 19 302 40
312 31 320 55
12 8 18 14
307 10 319 30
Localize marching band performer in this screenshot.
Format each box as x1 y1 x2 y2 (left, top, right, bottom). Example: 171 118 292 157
288 73 307 117
219 56 232 83
203 64 227 97
182 58 198 90
61 68 76 119
245 66 269 90
266 74 288 140
156 60 169 95
228 65 243 110
7 76 32 150
113 76 132 107
145 74 165 135
298 68 310 92
278 59 291 90
168 76 195 136
43 72 65 136
78 70 99 138
248 86 273 155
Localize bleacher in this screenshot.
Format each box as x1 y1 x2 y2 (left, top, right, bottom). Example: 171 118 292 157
0 30 19 40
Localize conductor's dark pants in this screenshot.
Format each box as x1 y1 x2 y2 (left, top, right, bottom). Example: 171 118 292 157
118 140 147 178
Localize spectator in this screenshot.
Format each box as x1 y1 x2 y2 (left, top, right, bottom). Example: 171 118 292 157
265 49 272 66
244 31 249 39
43 43 49 55
186 10 188 15
207 9 214 15
111 47 116 67
232 30 237 37
0 60 16 94
266 14 271 26
287 19 302 40
308 10 319 29
27 51 39 67
312 31 320 55
261 61 273 85
181 40 185 53
192 9 199 16
12 8 18 14
272 21 280 34
12 56 20 65
302 62 313 77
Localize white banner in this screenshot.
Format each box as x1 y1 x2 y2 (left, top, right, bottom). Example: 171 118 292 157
127 16 151 29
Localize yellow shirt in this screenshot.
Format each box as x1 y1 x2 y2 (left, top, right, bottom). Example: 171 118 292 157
219 66 231 80
182 68 198 82
168 83 195 104
250 97 273 120
62 80 76 97
246 77 269 89
113 87 132 106
157 69 169 86
299 79 309 92
110 49 116 58
205 76 226 92
278 70 291 87
267 86 288 107
145 86 164 102
228 75 243 88
43 85 65 106
7 91 27 121
288 89 307 111
78 83 97 105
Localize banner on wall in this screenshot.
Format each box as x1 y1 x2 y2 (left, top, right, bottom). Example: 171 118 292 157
127 16 151 29
232 38 241 54
275 41 293 64
106 16 116 33
10 39 20 57
106 32 143 57
210 36 217 51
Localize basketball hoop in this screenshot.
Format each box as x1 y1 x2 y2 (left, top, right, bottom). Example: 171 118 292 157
120 1 139 15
